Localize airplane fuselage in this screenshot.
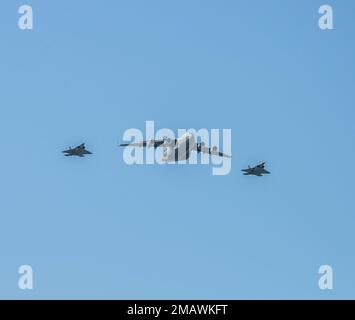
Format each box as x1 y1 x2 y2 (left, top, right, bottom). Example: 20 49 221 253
63 144 92 157
64 149 85 157
242 166 270 176
163 132 196 162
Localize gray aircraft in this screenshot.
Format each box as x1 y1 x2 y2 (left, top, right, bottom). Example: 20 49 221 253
120 132 231 162
242 162 270 176
62 143 92 157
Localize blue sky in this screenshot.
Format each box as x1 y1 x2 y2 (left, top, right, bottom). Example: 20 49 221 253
0 0 354 299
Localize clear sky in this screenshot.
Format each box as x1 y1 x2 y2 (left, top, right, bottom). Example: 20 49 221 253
0 0 354 299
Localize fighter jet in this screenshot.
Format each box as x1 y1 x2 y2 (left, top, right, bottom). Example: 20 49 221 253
62 143 92 157
242 162 270 176
120 132 231 162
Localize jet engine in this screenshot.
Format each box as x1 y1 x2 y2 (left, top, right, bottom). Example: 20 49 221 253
147 139 155 148
163 137 172 147
196 142 205 153
163 147 168 157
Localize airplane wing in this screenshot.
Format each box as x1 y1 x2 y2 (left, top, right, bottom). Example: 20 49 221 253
197 145 231 158
120 139 166 148
257 162 265 168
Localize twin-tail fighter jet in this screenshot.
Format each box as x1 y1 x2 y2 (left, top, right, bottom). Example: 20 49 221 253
241 162 270 176
62 143 92 157
120 132 231 162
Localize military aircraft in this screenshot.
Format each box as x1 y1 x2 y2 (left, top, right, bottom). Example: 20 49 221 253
241 162 270 176
120 132 231 162
62 143 92 157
